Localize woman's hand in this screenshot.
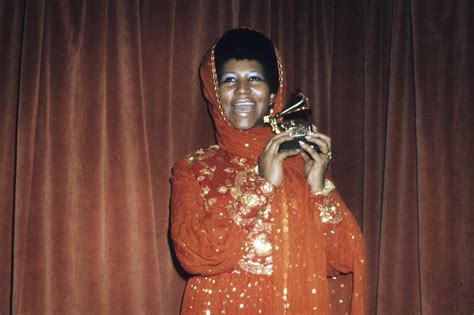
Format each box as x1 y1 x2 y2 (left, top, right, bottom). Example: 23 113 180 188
258 132 300 187
298 127 332 193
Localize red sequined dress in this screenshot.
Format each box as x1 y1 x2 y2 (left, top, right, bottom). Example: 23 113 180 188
171 31 366 315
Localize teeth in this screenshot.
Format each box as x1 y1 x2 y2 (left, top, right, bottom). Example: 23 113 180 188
232 102 254 114
233 102 254 106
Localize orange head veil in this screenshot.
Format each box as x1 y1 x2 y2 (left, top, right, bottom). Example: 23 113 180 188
198 28 366 314
199 29 286 162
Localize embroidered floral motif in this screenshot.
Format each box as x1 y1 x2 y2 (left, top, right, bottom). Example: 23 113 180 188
314 195 343 225
242 191 260 208
185 145 219 165
202 186 210 195
200 166 217 179
188 146 275 276
230 156 248 167
208 198 217 206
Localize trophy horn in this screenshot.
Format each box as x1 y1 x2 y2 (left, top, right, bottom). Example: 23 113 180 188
263 91 310 134
274 92 310 119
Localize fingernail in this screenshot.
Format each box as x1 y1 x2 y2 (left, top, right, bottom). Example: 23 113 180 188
298 140 305 145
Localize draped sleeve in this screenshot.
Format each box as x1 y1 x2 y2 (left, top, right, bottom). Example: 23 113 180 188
171 159 246 276
310 184 366 276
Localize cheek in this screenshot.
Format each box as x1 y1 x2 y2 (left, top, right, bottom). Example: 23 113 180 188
219 89 232 109
256 90 272 107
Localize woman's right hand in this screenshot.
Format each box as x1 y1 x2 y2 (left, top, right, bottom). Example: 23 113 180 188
258 132 300 187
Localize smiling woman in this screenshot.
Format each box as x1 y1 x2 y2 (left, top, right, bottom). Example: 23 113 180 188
171 28 367 314
219 59 275 130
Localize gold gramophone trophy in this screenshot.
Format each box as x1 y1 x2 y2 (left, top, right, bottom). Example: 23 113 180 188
263 91 320 152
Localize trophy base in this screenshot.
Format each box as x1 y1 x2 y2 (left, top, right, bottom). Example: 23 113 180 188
278 137 321 153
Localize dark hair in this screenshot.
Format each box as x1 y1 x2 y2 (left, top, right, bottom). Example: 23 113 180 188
214 28 279 94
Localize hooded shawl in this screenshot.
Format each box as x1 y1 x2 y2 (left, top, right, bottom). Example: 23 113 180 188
171 30 366 314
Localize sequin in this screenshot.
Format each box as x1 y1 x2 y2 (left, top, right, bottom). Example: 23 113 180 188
174 144 365 313
252 234 272 256
313 178 336 196
185 145 219 165
242 191 260 207
200 166 217 178
318 197 343 224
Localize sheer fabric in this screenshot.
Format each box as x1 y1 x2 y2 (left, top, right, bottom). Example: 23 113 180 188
171 34 366 314
2 1 472 314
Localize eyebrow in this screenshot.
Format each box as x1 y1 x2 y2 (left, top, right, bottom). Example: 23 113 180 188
221 70 264 75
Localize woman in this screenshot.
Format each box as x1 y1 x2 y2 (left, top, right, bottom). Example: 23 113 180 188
171 28 366 314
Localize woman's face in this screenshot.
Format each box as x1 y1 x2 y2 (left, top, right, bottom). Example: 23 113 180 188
219 59 276 130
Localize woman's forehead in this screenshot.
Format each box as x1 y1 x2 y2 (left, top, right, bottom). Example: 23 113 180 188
220 59 265 73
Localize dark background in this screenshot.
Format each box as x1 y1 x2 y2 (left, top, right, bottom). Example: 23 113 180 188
1 0 473 314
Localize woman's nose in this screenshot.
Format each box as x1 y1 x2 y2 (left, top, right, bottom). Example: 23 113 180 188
235 81 250 94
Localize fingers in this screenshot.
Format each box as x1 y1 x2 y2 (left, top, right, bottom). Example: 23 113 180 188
298 141 322 161
264 132 293 153
311 125 330 144
305 132 331 154
279 149 300 160
300 150 311 163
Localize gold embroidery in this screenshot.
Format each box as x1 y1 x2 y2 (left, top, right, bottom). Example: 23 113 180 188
190 150 275 276
242 191 260 208
231 156 247 167
318 198 343 224
208 198 217 206
239 253 273 275
200 166 217 179
185 145 219 165
252 234 272 256
313 179 336 196
260 182 274 194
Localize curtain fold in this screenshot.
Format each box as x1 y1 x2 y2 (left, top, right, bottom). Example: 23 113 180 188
0 0 472 314
376 0 421 312
411 1 474 313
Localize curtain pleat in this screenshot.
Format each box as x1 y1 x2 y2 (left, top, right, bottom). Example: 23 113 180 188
376 0 421 313
411 1 474 314
0 0 472 314
0 0 27 310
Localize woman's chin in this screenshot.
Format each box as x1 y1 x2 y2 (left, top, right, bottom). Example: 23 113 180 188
230 121 265 131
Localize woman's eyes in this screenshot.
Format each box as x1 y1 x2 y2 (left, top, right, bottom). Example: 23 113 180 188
249 75 264 81
221 75 265 84
222 77 237 83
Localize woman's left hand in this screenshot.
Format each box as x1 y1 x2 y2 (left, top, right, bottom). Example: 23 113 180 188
298 127 332 193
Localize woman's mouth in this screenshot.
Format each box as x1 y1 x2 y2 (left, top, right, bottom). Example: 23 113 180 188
232 101 255 115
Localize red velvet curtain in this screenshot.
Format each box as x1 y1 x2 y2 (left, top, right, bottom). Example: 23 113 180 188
1 0 472 314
